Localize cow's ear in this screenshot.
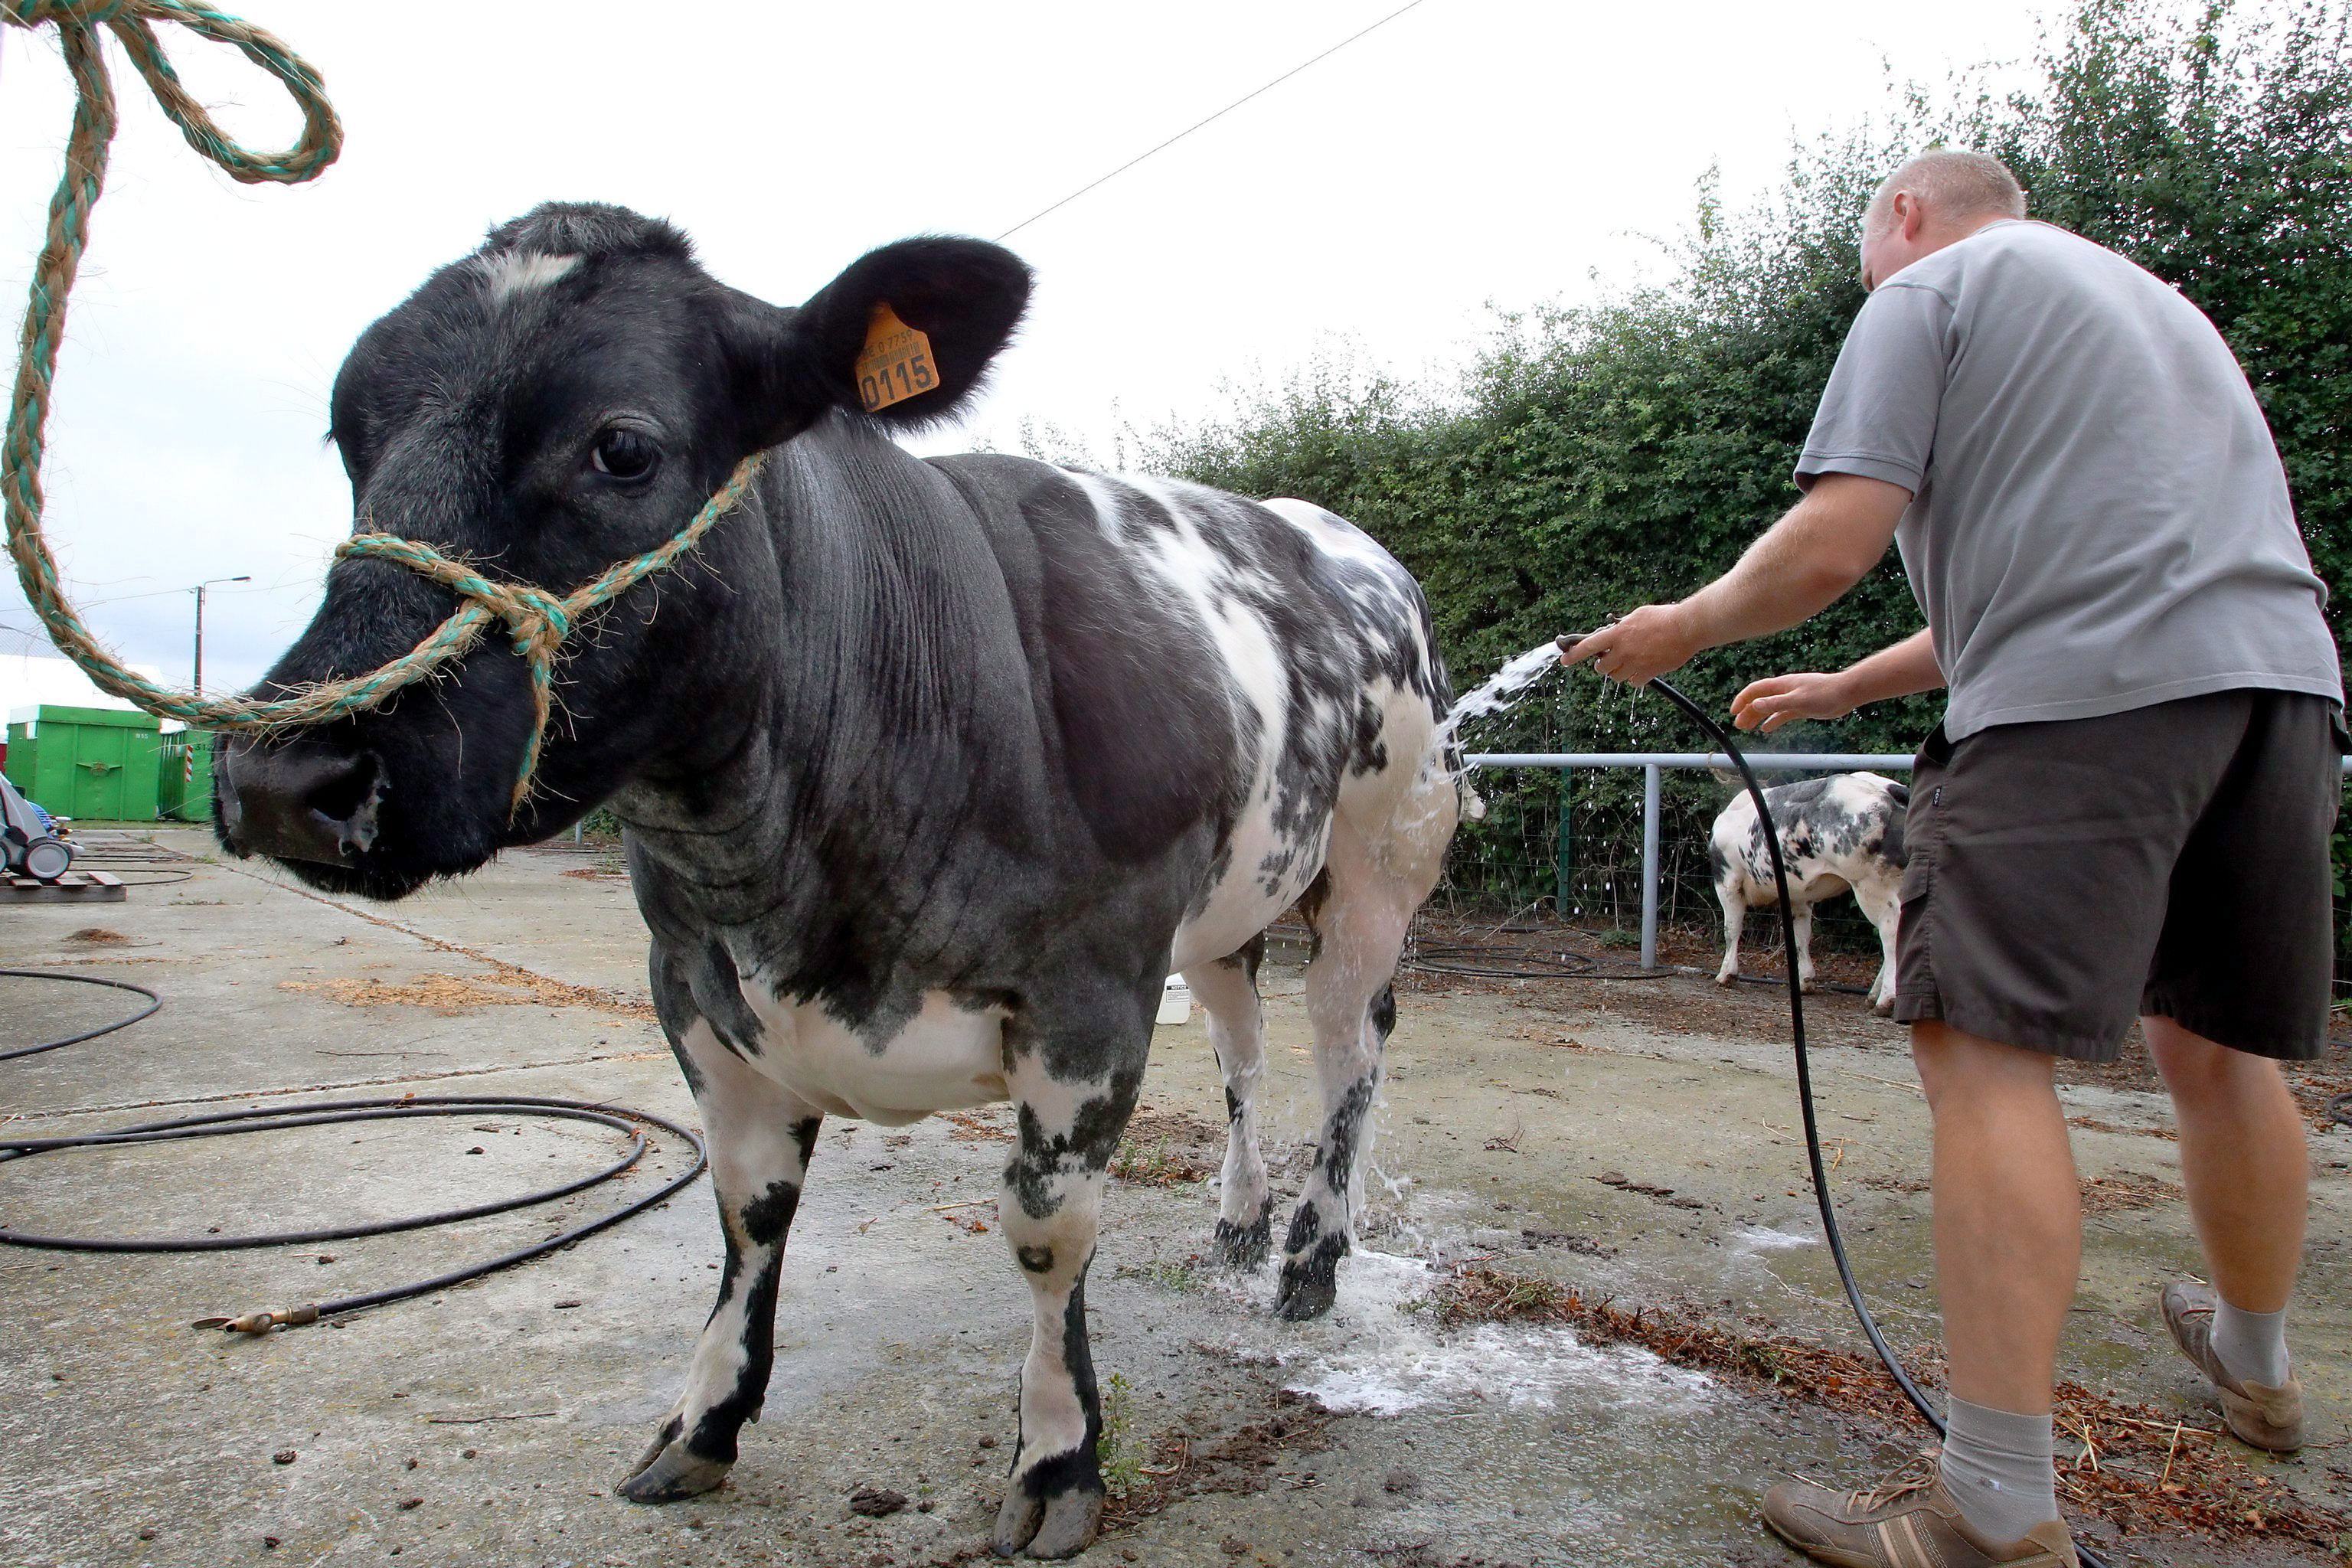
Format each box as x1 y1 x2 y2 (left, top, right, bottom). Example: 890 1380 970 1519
730 237 1031 447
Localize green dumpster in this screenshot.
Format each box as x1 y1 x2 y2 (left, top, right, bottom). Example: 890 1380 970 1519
157 731 215 822
4 720 34 795
15 705 163 822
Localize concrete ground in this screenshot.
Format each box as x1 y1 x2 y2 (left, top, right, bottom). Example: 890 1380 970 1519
1 830 2347 1567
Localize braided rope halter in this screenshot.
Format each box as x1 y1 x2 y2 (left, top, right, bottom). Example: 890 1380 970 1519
2 0 763 812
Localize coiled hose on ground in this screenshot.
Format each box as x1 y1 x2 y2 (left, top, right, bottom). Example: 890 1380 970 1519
0 965 704 1331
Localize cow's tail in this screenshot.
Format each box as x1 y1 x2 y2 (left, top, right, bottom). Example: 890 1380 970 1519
1449 741 1488 822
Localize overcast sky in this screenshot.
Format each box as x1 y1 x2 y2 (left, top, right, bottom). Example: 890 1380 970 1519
0 0 2050 700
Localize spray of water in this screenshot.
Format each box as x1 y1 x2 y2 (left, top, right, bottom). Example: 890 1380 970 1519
1394 637 1577 827
1445 640 1566 737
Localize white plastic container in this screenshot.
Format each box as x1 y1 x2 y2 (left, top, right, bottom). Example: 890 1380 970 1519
1156 975 1192 1026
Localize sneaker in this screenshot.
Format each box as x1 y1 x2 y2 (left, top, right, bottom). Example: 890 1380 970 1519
1762 1470 2078 1567
2161 1280 2305 1452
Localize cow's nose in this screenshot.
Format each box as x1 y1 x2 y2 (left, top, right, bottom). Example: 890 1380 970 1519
217 744 388 864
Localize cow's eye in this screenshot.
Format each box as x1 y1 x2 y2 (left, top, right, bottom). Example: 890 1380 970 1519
590 427 658 481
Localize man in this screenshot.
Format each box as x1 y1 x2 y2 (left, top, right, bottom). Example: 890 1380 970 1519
1567 150 2341 1568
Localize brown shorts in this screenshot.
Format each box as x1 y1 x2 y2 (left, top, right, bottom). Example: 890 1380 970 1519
1894 689 2343 1062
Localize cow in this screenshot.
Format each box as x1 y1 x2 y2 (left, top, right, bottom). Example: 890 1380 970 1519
1708 771 1906 1013
211 203 1461 1560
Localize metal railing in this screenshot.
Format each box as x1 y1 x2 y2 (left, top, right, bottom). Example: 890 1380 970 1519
1464 751 2352 972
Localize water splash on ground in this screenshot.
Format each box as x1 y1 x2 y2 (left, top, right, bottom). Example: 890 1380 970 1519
1733 1224 1821 1253
1199 1249 1713 1417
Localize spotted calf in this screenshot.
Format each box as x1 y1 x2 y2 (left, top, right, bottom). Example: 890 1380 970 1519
1709 771 1907 1012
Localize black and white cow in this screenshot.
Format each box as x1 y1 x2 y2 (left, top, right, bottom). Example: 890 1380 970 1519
212 204 1459 1559
1708 772 1906 1012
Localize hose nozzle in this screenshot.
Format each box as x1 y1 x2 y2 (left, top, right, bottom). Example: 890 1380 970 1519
192 1303 321 1334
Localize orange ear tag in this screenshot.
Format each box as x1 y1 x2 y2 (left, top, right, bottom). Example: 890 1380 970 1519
854 303 939 413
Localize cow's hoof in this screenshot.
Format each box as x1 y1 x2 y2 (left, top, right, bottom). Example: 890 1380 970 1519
1274 1236 1344 1321
1275 1273 1338 1321
1214 1207 1272 1271
616 1427 730 1504
993 1465 1104 1559
1715 972 1736 988
1798 978 1818 995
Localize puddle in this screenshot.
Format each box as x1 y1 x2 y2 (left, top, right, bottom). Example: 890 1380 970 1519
1286 1312 1714 1417
1198 1247 1713 1419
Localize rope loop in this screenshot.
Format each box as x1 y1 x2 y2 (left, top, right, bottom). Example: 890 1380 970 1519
2 2 764 814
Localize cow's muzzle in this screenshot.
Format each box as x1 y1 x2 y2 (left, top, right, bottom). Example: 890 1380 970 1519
217 742 389 866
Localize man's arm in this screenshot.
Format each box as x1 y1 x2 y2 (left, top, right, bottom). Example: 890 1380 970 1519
1563 472 1913 685
1730 628 1943 733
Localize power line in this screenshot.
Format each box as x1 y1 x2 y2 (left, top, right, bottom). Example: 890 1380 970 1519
994 0 1436 243
0 580 286 616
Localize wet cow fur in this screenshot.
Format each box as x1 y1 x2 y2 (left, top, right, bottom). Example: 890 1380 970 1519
1708 772 1906 1012
211 204 1460 1560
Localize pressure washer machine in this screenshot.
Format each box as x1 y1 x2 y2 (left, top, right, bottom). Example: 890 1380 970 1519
0 773 73 881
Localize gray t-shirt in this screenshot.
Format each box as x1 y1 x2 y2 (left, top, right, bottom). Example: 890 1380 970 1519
1795 218 2341 739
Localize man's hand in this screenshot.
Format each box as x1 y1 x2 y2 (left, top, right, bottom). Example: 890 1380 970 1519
1731 672 1855 732
1561 603 1704 686
1730 630 1945 732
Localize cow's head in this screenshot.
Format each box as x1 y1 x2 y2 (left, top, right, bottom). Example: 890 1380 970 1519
214 203 1030 898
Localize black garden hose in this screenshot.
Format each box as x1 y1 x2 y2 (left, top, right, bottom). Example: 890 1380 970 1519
1406 935 1877 993
56 837 200 885
1638 672 2115 1568
0 969 159 1061
0 969 704 1331
1406 942 1609 979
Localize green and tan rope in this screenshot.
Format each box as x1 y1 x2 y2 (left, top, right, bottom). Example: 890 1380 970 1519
2 0 762 813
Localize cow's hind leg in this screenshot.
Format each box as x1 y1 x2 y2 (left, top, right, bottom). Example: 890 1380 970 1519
619 1021 822 1504
992 1014 1148 1559
1276 831 1423 1321
1856 875 1902 1014
1184 934 1272 1269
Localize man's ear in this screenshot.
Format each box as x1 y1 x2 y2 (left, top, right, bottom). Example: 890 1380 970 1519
725 237 1031 450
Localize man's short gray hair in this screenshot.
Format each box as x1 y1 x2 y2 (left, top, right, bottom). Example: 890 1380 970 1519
1864 150 2027 234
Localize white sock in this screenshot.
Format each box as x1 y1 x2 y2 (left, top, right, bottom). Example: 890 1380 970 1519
2211 1298 2291 1387
1939 1396 2059 1544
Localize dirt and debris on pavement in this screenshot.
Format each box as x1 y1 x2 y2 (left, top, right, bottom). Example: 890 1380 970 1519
1432 1263 2352 1558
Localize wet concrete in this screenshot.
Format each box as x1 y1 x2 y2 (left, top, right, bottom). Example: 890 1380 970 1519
1 831 2346 1566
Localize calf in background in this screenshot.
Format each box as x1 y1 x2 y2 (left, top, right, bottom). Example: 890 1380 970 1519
1709 771 1906 1013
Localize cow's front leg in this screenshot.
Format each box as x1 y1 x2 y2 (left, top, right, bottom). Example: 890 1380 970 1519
992 1037 1145 1560
1186 936 1272 1269
619 1021 822 1504
1714 882 1746 986
1790 902 1818 992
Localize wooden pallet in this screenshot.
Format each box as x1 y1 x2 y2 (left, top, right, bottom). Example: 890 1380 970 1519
2 869 125 903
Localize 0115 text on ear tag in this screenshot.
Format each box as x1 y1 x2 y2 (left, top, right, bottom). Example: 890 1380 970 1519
854 304 938 413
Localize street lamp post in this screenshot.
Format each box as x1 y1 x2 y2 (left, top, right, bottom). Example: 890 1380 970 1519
191 576 250 695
